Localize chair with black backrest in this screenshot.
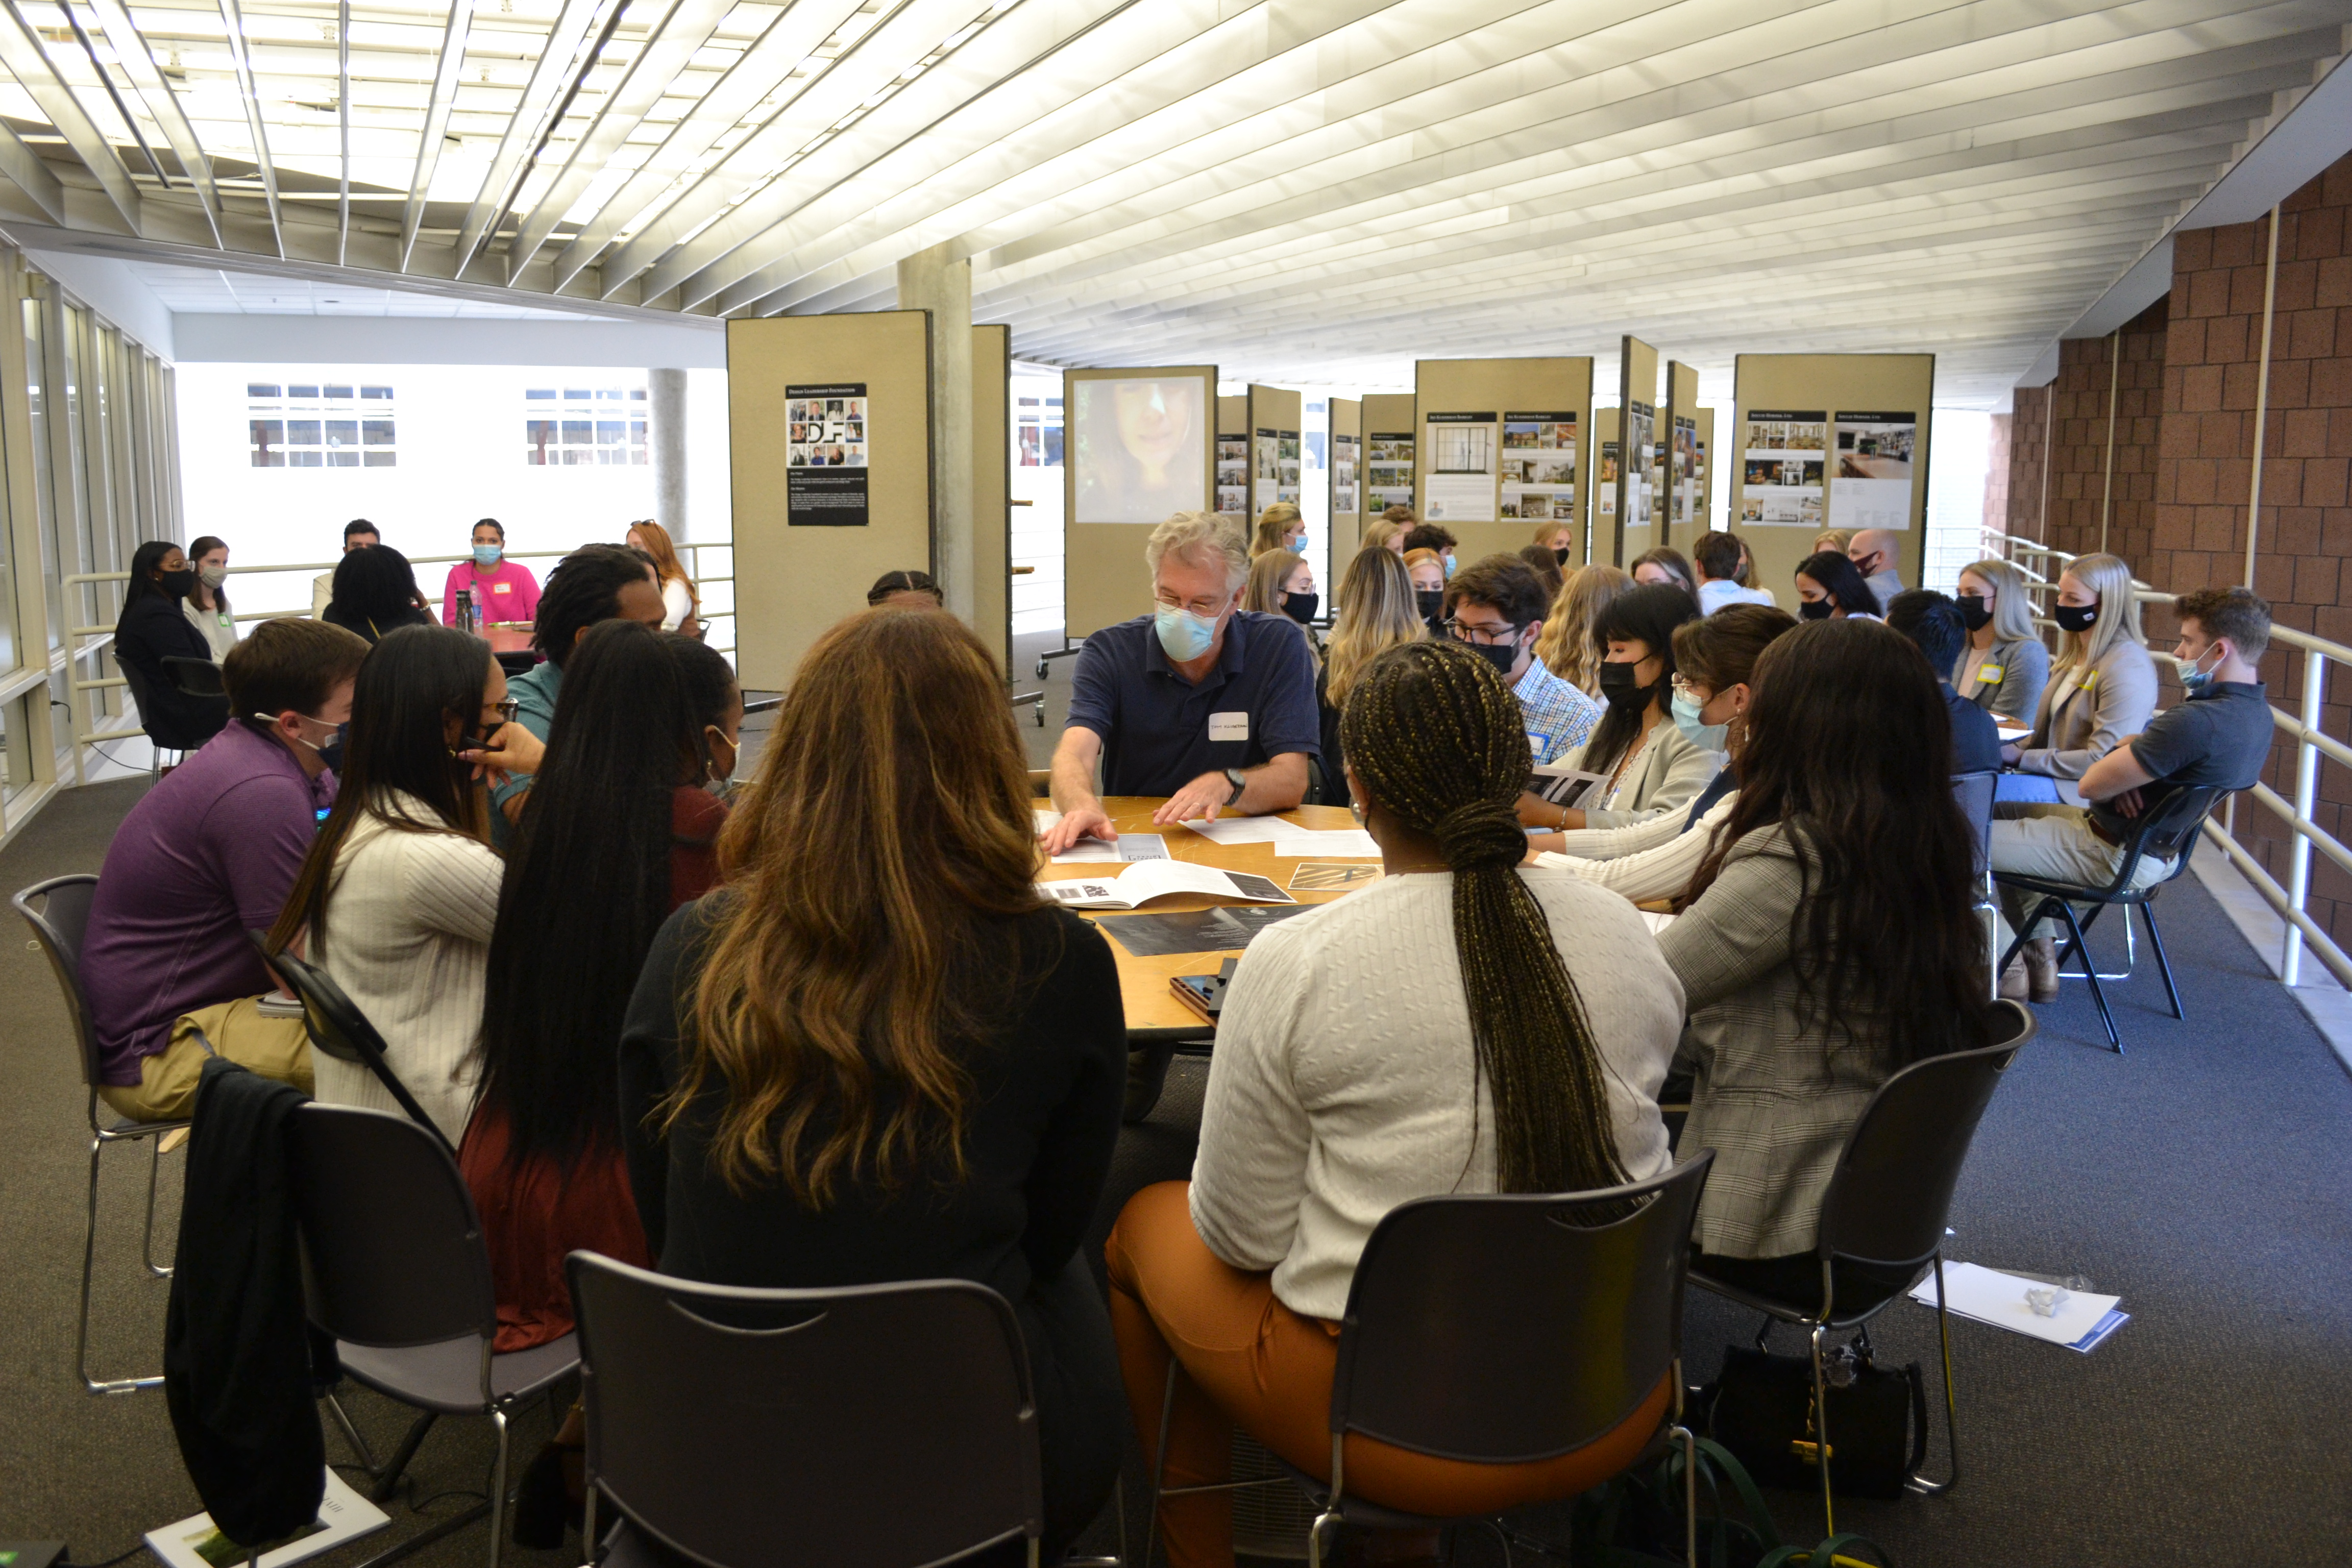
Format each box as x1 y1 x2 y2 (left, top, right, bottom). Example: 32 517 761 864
1140 1155 1714 1568
249 935 449 1146
566 1252 1052 1568
1688 999 2038 1542
14 874 182 1394
163 655 226 698
493 651 538 681
286 1103 578 1567
118 656 228 778
1994 783 2225 1051
1951 771 1998 1000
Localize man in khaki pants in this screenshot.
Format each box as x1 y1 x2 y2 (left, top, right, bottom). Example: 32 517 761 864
82 618 370 1120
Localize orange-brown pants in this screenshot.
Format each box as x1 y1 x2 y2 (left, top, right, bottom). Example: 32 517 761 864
1104 1181 1669 1568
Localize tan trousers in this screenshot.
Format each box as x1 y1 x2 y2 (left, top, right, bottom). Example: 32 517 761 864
1104 1181 1669 1568
97 996 313 1122
1990 803 2173 947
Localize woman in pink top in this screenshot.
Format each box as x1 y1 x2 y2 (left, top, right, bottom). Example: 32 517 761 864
442 519 542 627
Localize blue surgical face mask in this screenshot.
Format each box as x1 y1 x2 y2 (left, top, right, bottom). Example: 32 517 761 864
2178 644 2223 698
1442 553 1456 579
1155 602 1221 662
473 543 503 568
1671 691 1729 751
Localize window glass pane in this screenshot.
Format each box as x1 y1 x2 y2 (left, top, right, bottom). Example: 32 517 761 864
1043 426 1064 465
247 383 280 398
288 383 318 398
22 299 58 652
361 385 392 399
363 451 396 468
287 420 321 445
290 450 323 468
324 420 358 449
327 450 359 467
561 420 591 444
324 384 353 399
362 419 394 447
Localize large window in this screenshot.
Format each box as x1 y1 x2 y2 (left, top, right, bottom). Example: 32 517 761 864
1016 394 1063 466
248 381 396 467
525 385 648 465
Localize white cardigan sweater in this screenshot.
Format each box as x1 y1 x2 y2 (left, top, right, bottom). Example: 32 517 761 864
1190 866 1684 1320
1535 792 1739 905
309 793 502 1142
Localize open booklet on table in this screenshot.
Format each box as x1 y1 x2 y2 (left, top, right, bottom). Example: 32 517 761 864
1037 859 1295 910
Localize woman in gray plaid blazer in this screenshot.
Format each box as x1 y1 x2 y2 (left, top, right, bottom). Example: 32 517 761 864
1658 618 2000 1302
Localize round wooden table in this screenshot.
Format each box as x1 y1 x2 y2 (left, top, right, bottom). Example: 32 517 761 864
475 622 536 655
1036 797 1379 1039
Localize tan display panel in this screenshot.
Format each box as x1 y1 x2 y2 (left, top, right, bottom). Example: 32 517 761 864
1328 396 1362 585
1697 407 1717 529
1215 394 1247 528
1412 358 1594 570
1063 363 1218 640
1592 407 1620 559
1359 393 1416 550
1613 336 1660 567
1729 354 1935 604
972 323 1011 676
729 311 933 690
1245 385 1302 528
1660 360 1702 552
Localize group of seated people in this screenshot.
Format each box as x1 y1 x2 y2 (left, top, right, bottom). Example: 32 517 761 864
76 501 2278 1566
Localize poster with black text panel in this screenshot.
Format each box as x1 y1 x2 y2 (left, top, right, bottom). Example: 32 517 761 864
787 383 870 526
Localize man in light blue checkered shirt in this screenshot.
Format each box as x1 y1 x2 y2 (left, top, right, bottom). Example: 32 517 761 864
1441 555 1600 766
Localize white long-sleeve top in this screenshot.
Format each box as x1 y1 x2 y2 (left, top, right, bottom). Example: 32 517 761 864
1189 866 1684 1321
659 576 695 631
309 792 502 1142
1535 792 1739 905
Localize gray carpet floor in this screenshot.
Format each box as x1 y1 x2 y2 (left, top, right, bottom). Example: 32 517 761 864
5 748 2348 1566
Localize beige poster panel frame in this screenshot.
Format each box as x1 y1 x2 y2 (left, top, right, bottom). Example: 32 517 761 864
1613 336 1660 567
1412 358 1594 570
972 324 1011 676
1245 384 1302 530
1328 396 1361 587
1592 408 1620 564
1360 393 1416 549
729 311 933 691
1215 395 1247 528
1062 363 1218 640
1660 360 1702 553
1730 354 1934 606
1697 408 1717 530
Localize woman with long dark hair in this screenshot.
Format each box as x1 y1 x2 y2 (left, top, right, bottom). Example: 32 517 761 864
1108 641 1681 1568
184 534 237 657
266 625 536 1140
1663 618 1996 1297
1792 549 1881 620
618 607 1126 1559
1522 581 1710 831
115 539 229 749
324 544 434 643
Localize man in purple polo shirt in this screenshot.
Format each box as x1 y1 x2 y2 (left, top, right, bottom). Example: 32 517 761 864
82 617 372 1121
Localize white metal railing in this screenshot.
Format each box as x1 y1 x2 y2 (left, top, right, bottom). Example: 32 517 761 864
1978 527 2352 994
57 541 734 786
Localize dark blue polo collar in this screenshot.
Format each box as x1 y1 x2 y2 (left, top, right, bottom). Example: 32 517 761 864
1139 612 1249 690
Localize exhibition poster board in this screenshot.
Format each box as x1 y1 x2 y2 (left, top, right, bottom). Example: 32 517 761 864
1327 396 1360 596
1215 395 1248 524
1729 354 1934 603
1613 336 1660 567
1696 407 1717 530
972 324 1012 677
1361 393 1417 543
1661 360 1702 550
1592 408 1619 559
1063 364 1218 639
1246 384 1303 528
1412 358 1593 569
729 311 934 689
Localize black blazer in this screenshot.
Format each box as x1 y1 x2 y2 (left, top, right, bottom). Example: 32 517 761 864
115 591 228 748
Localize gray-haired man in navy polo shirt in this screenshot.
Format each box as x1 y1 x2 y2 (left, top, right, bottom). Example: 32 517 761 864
1040 512 1320 854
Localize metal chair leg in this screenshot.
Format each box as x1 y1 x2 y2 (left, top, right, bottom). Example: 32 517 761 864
1674 1423 1699 1568
1141 1360 1177 1568
79 1132 163 1395
486 1406 510 1568
369 1410 437 1504
324 1391 379 1474
1807 1322 1835 1541
2142 902 2184 1020
141 1136 174 1278
2052 900 2121 1051
1906 1255 1959 1498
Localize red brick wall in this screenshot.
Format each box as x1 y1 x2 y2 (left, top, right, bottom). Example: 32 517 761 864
2039 298 2167 561
1982 412 2012 549
2005 384 2051 543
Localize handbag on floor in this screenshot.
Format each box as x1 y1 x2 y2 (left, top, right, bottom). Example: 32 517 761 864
1700 1342 1927 1500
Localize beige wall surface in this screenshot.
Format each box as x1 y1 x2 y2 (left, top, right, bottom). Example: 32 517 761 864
1064 363 1218 639
1613 337 1660 567
1245 384 1303 523
1413 357 1594 570
972 323 1011 675
730 311 933 690
1329 396 1362 564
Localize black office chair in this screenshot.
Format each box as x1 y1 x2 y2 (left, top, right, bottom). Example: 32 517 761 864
14 874 183 1394
1143 1156 1714 1568
118 657 228 777
1995 784 2225 1050
162 655 225 698
247 935 450 1152
493 650 538 680
567 1252 1050 1568
1688 1000 2037 1540
287 1104 578 1564
1951 771 1998 999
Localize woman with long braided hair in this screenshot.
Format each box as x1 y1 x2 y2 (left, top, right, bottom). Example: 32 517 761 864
1105 641 1682 1568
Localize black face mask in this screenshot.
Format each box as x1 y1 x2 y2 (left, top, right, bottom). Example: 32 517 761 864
1598 659 1649 708
1282 593 1318 625
317 722 348 775
1467 639 1519 679
2053 602 2098 634
1415 589 1444 623
1957 595 1994 632
157 567 197 599
1798 598 1834 621
1553 546 1572 567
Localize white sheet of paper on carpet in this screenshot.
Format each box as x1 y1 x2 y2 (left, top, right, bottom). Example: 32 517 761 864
1908 1262 2126 1351
146 1472 389 1568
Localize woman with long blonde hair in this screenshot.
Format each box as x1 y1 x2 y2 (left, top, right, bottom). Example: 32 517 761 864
617 607 1126 1558
625 519 700 633
1952 556 2049 723
1252 502 1304 557
2003 550 2154 801
1534 563 1631 693
1317 545 1424 806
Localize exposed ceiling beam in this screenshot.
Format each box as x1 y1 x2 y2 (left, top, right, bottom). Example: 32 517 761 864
0 0 141 232
400 0 474 272
216 0 284 256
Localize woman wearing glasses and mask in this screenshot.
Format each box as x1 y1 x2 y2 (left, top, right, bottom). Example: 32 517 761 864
265 625 542 1142
1516 582 1711 832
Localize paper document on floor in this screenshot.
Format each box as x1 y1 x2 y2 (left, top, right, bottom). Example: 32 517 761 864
1909 1262 2128 1351
1038 860 1294 909
145 1471 388 1568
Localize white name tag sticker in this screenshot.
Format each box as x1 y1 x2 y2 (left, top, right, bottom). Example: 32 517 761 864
491 581 512 594
1209 712 1250 742
1527 730 1550 758
1978 662 2002 683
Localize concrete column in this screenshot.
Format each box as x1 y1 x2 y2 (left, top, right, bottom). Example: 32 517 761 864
896 242 973 622
649 366 689 541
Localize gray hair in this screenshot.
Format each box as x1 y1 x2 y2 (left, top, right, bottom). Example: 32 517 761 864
1145 511 1249 590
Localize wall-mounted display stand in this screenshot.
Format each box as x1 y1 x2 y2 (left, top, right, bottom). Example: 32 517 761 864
1061 363 1219 643
1660 359 1701 551
1612 335 1660 567
729 310 935 690
1729 353 1934 602
1413 357 1594 569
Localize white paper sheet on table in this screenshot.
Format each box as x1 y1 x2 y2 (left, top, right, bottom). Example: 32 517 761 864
1049 834 1168 864
1034 859 1296 909
1181 818 1382 857
1908 1262 2126 1351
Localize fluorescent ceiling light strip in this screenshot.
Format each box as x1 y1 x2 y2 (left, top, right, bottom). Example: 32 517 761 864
0 0 143 226
89 0 228 239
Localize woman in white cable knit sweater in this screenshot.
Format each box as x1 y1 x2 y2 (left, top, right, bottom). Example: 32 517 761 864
266 624 543 1143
